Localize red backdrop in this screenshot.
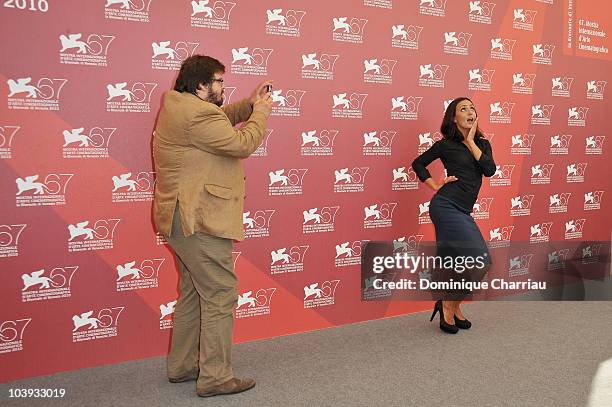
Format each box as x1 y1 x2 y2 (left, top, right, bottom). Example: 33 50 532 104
1 0 610 382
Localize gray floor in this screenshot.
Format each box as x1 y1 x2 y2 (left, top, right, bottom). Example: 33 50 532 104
2 302 611 407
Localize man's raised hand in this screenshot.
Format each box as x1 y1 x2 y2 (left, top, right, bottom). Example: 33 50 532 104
250 80 273 105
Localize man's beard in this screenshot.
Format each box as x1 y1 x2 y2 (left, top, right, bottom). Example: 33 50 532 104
207 91 223 107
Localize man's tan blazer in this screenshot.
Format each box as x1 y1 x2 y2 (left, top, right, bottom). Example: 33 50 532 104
153 90 267 241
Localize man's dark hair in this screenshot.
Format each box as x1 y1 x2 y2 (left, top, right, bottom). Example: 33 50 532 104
440 97 484 142
174 55 225 94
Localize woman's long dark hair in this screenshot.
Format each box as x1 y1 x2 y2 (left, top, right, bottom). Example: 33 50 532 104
440 97 485 142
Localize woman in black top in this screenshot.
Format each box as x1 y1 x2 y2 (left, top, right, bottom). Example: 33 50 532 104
412 97 496 334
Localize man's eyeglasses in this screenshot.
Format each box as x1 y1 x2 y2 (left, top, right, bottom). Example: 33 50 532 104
211 78 224 84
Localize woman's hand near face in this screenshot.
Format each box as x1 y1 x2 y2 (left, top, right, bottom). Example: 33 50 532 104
464 117 484 161
466 117 478 143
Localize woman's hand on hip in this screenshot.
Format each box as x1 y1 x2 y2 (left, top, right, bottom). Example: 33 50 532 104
437 176 458 190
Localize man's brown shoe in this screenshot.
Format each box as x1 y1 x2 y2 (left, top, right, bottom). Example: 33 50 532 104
168 371 198 383
196 378 256 397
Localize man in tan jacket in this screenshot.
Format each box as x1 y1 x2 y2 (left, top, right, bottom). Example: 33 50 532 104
153 55 272 397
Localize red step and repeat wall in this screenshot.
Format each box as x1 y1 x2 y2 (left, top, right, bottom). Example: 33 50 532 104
1 0 610 381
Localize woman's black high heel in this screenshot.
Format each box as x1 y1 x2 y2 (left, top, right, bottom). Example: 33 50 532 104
430 300 459 334
454 316 472 329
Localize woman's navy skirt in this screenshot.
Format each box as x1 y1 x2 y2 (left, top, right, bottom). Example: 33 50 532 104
428 193 491 299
